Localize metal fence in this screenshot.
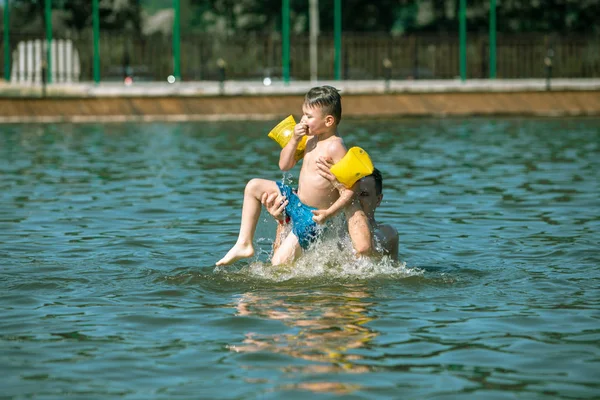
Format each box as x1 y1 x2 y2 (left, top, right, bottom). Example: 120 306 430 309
1 31 599 82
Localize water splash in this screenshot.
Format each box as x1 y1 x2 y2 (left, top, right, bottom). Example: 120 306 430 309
215 234 422 283
210 173 423 282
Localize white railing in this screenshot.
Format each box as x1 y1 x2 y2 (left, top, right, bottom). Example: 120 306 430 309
10 39 81 84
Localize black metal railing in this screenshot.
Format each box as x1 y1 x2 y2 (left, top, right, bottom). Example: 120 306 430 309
1 31 598 82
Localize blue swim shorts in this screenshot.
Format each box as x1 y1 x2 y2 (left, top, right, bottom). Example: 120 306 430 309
276 182 320 249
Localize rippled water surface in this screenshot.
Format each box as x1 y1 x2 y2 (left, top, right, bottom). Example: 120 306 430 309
1 118 599 399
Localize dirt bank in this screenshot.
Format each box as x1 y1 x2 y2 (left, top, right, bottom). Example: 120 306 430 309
1 90 599 123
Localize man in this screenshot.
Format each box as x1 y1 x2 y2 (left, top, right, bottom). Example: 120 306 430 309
262 166 398 261
348 168 399 260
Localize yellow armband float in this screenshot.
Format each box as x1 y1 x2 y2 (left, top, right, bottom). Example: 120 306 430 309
330 147 374 188
267 115 307 161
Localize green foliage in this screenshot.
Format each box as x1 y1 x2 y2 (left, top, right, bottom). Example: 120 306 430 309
5 0 600 35
185 0 600 34
320 0 400 33
496 0 600 33
8 0 142 33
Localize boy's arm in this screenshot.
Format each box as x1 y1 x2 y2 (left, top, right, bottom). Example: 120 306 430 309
315 154 374 255
279 123 307 171
311 183 357 224
311 141 352 223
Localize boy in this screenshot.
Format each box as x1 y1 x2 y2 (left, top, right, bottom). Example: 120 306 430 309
263 167 398 261
216 86 356 266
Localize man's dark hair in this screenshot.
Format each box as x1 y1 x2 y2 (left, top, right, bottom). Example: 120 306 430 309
371 168 383 196
304 85 342 125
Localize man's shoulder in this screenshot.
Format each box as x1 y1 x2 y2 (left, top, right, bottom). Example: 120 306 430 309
375 223 399 260
377 223 398 238
375 223 399 248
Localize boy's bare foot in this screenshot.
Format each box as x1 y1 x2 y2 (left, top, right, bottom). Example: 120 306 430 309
216 243 254 266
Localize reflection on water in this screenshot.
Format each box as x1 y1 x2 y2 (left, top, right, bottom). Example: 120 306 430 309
216 239 422 394
231 287 376 394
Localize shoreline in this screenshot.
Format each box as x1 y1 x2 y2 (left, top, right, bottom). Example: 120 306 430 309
2 79 599 123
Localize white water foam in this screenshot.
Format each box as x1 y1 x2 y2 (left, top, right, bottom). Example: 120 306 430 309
217 226 422 282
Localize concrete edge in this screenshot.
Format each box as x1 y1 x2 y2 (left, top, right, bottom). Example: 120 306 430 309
2 79 600 99
2 110 598 124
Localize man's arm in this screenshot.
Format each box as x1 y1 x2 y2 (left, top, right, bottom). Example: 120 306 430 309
273 222 291 254
344 198 373 256
261 192 290 254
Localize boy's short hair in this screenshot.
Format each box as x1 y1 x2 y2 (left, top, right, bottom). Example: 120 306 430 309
371 168 383 196
304 85 342 125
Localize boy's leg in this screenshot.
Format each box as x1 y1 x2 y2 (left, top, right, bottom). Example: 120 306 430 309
216 178 280 266
271 231 302 266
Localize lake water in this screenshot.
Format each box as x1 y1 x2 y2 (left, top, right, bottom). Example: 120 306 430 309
1 118 599 399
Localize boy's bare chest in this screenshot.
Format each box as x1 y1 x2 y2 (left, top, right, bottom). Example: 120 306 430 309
304 141 334 163
300 144 333 183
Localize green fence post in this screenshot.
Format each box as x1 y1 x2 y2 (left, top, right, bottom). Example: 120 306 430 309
92 0 100 84
282 0 290 85
334 0 341 80
173 0 181 80
45 0 52 83
489 0 496 79
3 0 9 82
459 0 466 81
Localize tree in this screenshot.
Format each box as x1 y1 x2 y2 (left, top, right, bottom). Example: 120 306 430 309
7 0 142 34
6 0 600 36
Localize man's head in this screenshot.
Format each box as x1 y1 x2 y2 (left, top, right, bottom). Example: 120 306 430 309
358 168 383 218
302 86 342 135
